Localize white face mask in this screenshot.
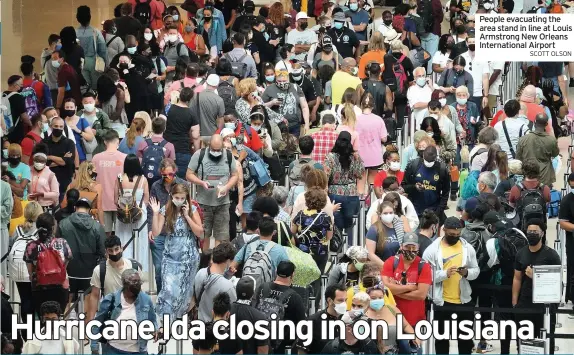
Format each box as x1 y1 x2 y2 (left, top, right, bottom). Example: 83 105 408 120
381 213 395 224
168 34 178 43
334 301 347 315
423 159 435 168
34 162 46 171
144 33 153 41
172 199 186 207
439 98 447 106
426 132 434 137
389 161 400 171
84 103 95 112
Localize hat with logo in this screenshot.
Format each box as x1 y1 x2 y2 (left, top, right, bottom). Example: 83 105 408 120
402 232 419 246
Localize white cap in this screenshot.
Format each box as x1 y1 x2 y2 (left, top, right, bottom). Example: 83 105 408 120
295 11 310 21
220 128 235 137
206 74 220 87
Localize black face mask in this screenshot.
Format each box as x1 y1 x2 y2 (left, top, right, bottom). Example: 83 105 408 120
91 171 98 180
119 63 129 71
209 151 223 161
52 128 63 138
468 44 475 51
204 16 212 23
444 234 460 246
63 109 76 118
526 232 541 246
109 252 122 262
456 24 466 35
446 42 454 50
417 150 425 157
7 157 20 166
384 19 393 26
300 22 308 30
323 47 333 54
128 284 142 297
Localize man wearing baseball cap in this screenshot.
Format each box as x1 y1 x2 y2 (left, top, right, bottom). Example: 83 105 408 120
286 12 318 62
381 232 432 326
422 216 479 354
559 172 574 310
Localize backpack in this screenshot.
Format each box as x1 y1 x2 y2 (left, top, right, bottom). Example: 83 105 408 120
176 42 197 61
548 189 560 218
20 81 41 118
392 255 427 277
99 258 142 296
36 239 67 286
387 55 408 95
289 157 315 186
255 283 294 350
242 241 275 288
461 224 490 272
417 0 434 33
408 14 425 35
515 182 546 230
225 53 248 79
384 117 398 142
142 138 167 186
218 78 239 113
116 175 144 224
248 157 272 187
1 92 18 131
8 228 38 282
492 227 528 285
194 148 233 180
134 0 152 26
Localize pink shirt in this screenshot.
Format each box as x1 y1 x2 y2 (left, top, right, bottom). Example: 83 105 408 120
356 113 387 168
336 125 359 152
163 78 205 105
92 150 127 211
30 168 59 207
136 134 176 160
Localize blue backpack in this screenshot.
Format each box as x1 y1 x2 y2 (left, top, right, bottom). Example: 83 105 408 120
142 138 167 185
548 189 560 218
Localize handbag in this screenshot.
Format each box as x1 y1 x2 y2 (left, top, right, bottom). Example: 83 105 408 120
93 31 105 73
277 221 321 287
80 117 98 155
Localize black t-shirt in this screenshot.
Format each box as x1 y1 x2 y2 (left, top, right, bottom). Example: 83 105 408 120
164 105 199 152
416 232 433 258
295 309 340 354
362 79 388 116
192 324 242 354
382 52 414 99
559 192 574 242
538 62 563 78
3 91 27 143
326 28 359 59
230 302 269 354
113 15 143 42
43 136 77 185
291 75 318 102
232 14 256 33
514 245 561 306
214 0 239 25
321 338 379 354
449 41 468 60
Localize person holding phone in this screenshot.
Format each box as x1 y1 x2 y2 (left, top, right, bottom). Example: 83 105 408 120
422 216 479 354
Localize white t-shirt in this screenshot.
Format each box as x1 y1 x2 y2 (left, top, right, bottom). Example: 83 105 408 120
275 60 293 74
287 29 318 62
494 117 530 159
461 52 490 97
108 293 139 353
90 258 137 296
407 84 433 137
39 339 65 354
432 51 450 84
488 61 505 96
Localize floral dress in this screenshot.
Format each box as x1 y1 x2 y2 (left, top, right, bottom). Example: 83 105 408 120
156 204 200 321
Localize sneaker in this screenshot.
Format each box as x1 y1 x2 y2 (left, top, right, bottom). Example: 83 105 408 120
477 342 494 353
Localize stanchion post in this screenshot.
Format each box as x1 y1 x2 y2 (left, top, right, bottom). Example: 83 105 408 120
543 304 550 354
358 199 365 247
148 248 156 295
285 346 292 354
176 336 183 355
427 265 435 355
352 216 359 247
320 275 328 310
191 184 197 200
308 296 316 316
132 229 138 263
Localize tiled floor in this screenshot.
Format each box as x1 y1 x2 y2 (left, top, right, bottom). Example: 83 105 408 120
1 0 573 353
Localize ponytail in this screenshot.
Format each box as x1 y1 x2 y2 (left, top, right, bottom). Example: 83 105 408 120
35 213 55 242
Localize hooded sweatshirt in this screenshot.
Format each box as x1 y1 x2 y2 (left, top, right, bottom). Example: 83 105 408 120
57 212 106 278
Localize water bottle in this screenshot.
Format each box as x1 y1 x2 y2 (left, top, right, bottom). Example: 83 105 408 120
401 271 407 285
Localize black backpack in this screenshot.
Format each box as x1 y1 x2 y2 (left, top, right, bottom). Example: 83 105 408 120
218 78 239 113
417 0 434 34
494 227 528 284
224 53 248 79
99 258 142 296
194 148 233 180
461 224 490 272
515 182 546 230
361 79 387 117
134 0 152 26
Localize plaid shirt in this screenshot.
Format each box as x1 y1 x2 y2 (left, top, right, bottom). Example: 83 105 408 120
310 127 339 165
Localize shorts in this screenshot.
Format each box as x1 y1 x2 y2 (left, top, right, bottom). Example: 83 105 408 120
242 193 257 214
68 278 91 297
201 203 230 241
103 211 117 233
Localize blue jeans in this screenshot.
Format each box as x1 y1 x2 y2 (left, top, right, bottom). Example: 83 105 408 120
289 125 300 137
175 152 192 179
329 194 360 245
150 234 166 292
420 33 439 74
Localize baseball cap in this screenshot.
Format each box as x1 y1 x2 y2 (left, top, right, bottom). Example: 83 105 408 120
236 276 256 300
322 35 333 47
444 216 463 229
277 261 295 278
345 246 368 260
75 198 92 209
296 11 310 21
206 74 220 87
333 12 346 22
244 0 255 11
402 232 419 246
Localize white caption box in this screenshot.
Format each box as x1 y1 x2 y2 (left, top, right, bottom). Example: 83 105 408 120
475 14 574 62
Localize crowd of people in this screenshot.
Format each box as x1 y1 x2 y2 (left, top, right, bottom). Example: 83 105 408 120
0 0 573 354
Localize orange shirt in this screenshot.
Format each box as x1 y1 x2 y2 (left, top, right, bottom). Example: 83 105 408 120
358 50 386 80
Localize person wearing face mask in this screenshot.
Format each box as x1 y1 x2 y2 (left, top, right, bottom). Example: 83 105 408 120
286 12 318 63
345 0 370 41
250 16 279 66
382 232 432 327
290 61 320 122
437 55 473 105
3 75 32 144
61 98 95 163
295 284 347 354
312 36 342 74
403 145 450 224
373 146 403 191
407 67 433 138
5 143 31 200
366 201 408 267
327 246 369 292
512 218 559 354
182 18 207 55
92 269 157 355
559 173 574 311
432 34 454 85
376 10 394 36
103 20 126 68
41 34 63 106
422 216 480 354
427 100 457 158
458 33 490 112
162 26 192 82
21 114 49 166
27 148 60 209
22 301 80 354
42 117 76 202
327 12 360 60
320 310 380 355
197 5 227 57
216 111 264 152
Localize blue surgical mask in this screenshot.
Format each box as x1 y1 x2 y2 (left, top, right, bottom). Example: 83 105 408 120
55 44 62 51
42 122 49 133
370 299 385 311
127 47 137 55
265 75 275 82
51 60 61 68
334 21 344 30
172 14 179 21
416 77 426 87
224 122 236 130
264 33 270 41
456 98 468 105
350 3 359 10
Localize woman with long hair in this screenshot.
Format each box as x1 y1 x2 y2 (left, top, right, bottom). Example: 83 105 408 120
235 78 282 125
151 183 203 320
358 32 386 80
119 117 146 155
134 111 153 138
62 98 95 163
337 104 360 152
372 145 405 197
23 212 72 315
114 154 149 268
268 2 291 46
421 116 443 152
59 26 85 86
55 189 80 224
357 93 387 183
432 34 454 84
10 201 43 323
66 161 104 225
365 200 408 267
325 131 365 245
334 88 362 122
481 143 506 185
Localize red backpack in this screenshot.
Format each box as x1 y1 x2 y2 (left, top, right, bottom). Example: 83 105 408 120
392 55 408 94
36 240 67 286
